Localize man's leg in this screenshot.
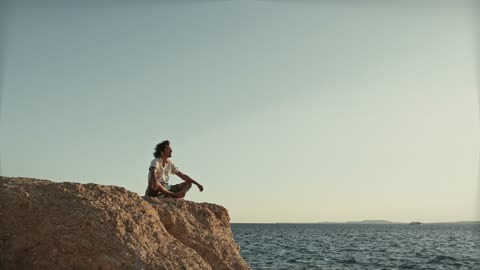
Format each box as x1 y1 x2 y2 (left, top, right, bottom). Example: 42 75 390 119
145 187 165 197
170 182 192 198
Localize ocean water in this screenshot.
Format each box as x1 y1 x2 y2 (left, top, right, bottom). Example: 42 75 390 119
231 223 480 270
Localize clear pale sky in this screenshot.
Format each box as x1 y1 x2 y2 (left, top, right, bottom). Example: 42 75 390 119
1 0 479 223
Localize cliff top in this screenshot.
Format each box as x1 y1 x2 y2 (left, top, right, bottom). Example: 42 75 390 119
0 176 250 270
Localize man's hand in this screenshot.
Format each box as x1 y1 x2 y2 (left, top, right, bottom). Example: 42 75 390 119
196 183 204 192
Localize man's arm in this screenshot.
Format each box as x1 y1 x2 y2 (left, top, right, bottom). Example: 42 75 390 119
176 171 204 191
148 167 158 190
149 167 179 197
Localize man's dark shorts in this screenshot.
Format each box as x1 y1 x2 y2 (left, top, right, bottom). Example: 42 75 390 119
145 183 183 197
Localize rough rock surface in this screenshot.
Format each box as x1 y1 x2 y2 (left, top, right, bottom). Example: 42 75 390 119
0 177 250 270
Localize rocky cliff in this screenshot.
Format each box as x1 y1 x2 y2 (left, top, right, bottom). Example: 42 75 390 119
0 177 250 270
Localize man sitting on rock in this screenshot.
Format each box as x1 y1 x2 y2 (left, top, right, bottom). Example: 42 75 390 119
145 140 204 198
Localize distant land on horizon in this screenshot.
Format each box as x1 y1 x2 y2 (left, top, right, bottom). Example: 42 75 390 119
343 220 480 224
248 220 480 225
346 220 397 224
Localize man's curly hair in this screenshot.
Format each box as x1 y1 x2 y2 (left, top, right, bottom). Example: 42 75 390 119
153 140 170 158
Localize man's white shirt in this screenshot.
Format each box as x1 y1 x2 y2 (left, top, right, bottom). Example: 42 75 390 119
149 158 179 190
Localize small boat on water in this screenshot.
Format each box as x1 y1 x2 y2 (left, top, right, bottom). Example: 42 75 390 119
409 221 422 225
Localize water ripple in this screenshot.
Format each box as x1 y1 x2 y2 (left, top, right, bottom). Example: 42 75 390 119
232 224 480 270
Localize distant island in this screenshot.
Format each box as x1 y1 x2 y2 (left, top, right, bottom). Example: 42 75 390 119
312 220 403 224
272 220 480 225
312 220 480 225
346 220 397 224
409 221 422 225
